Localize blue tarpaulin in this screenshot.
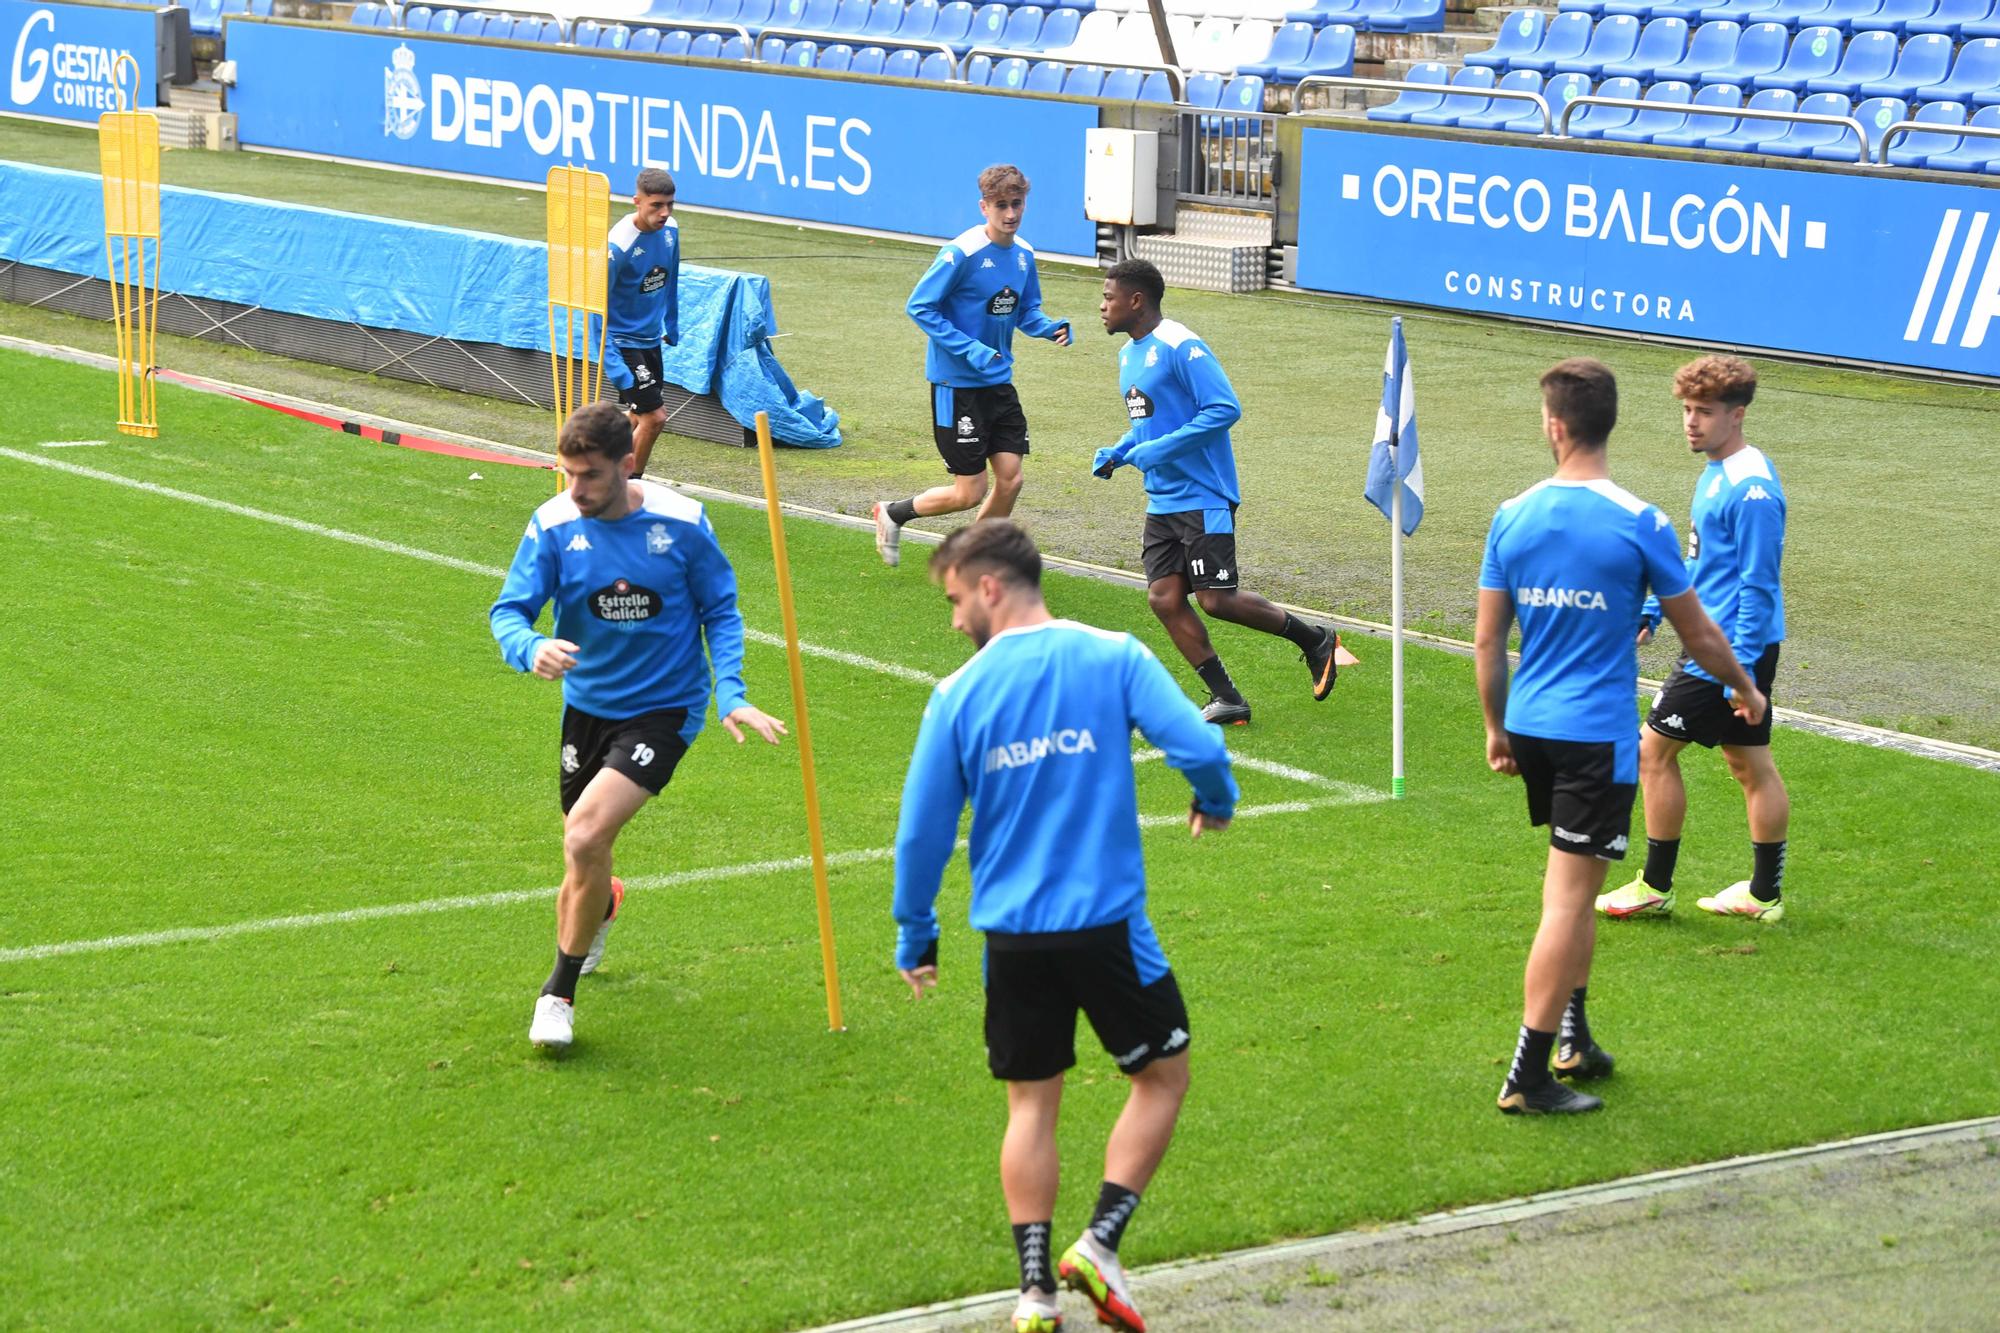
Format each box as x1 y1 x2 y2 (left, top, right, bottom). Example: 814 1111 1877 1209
0 161 841 446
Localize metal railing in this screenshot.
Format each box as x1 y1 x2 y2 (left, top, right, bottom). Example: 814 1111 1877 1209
1557 95 1868 156
755 26 958 71
1876 118 2000 165
1292 74 1553 136
1178 107 1279 207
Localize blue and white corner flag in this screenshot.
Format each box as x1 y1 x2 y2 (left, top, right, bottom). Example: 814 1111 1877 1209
1364 317 1423 536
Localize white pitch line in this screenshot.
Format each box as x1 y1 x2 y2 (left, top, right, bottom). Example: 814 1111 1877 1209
0 797 1371 965
36 439 107 448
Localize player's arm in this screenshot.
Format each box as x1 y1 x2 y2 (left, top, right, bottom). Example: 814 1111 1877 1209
1474 516 1516 774
892 694 967 993
1121 343 1242 472
1640 507 1766 724
1728 487 1785 668
905 248 1001 370
686 516 787 744
1014 258 1070 345
1126 639 1239 835
490 518 576 678
594 321 633 390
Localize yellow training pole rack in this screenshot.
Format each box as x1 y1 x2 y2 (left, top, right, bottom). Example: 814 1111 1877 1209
545 164 610 491
754 410 846 1033
98 54 161 439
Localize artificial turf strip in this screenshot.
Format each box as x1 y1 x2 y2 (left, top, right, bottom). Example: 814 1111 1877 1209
2 351 1997 1331
5 117 2000 746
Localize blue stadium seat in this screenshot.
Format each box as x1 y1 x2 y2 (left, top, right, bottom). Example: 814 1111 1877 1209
1537 71 1594 125
680 0 715 19
1370 0 1445 32
898 0 940 34
1040 8 1080 45
430 9 460 33
1908 0 1993 32
1701 84 1798 147
1649 80 1745 142
1058 0 1094 10
601 23 632 48
402 5 433 29
1026 57 1067 89
1184 69 1228 104
1654 19 1743 79
1243 22 1316 77
1269 22 1355 80
965 51 995 81
1761 0 1836 26
1839 93 1909 153
1754 24 1842 89
740 0 777 26
1930 38 2000 102
1341 0 1403 29
1512 11 1593 72
1409 64 1495 123
1814 0 1887 30
1465 9 1546 68
1760 88 1861 151
1884 94 1965 160
770 0 810 23
460 14 493 38
573 18 602 43
1697 0 1781 23
1455 68 1549 129
661 28 693 52
864 0 905 34
1222 73 1267 111
819 41 854 68
1139 69 1176 100
1568 74 1644 134
535 20 565 43
1850 0 1938 31
890 46 929 75
691 31 725 55
786 37 821 62
1856 31 1954 98
248 0 273 15
1701 20 1788 83
1063 62 1106 94
709 0 744 21
965 1 1010 48
1287 0 1363 24
931 0 976 45
1553 13 1642 75
1969 0 2000 32
1806 24 1896 88
1599 17 1690 79
1632 0 1707 20
851 44 887 72
798 0 840 30
370 4 397 27
630 26 663 51
1599 77 1695 140
1924 102 2000 168
1099 66 1144 98
829 0 872 32
720 32 750 56
350 2 381 26
1559 0 1610 16
1366 59 1448 119
999 5 1045 46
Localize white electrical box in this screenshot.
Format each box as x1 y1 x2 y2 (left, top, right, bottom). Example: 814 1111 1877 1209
1084 128 1158 227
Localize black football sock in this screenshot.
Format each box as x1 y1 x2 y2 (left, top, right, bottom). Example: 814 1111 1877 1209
1506 1024 1556 1090
1750 840 1787 903
885 497 920 526
1559 987 1592 1051
541 949 586 1003
1279 613 1325 653
1089 1181 1143 1254
1194 655 1242 703
1012 1221 1054 1294
1644 837 1681 891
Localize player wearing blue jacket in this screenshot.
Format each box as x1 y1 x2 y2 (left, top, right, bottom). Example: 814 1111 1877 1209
1475 359 1764 1115
1092 259 1340 730
599 169 680 478
1603 356 1794 925
893 521 1236 1333
872 166 1071 570
490 404 786 1051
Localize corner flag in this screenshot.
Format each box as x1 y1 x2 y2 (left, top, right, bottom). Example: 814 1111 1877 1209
1364 317 1423 536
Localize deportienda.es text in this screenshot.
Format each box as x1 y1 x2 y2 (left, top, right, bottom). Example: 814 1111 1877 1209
427 76 872 192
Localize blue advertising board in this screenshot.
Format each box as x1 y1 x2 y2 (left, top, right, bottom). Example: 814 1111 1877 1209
1297 129 2000 379
228 21 1099 255
2 0 157 121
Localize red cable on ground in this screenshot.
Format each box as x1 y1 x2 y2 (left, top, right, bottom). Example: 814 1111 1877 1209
155 368 553 470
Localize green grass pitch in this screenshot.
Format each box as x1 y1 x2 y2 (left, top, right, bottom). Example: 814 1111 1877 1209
2 347 1997 1330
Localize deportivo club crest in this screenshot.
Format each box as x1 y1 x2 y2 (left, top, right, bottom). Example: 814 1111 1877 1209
647 523 673 554
383 44 424 141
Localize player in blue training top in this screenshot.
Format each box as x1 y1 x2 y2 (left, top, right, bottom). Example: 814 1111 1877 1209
600 168 680 478
1091 258 1340 728
490 403 786 1052
872 165 1071 568
1603 356 1793 924
1475 359 1765 1116
892 521 1237 1333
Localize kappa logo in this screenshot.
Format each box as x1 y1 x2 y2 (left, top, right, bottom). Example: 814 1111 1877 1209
1188 346 1206 359
1905 208 1999 350
560 743 580 774
1163 1026 1189 1052
981 257 995 269
1745 484 1772 501
1607 834 1629 853
646 523 673 554
1662 713 1685 731
957 414 975 437
1215 568 1230 581
1654 508 1671 530
566 532 592 552
382 43 424 140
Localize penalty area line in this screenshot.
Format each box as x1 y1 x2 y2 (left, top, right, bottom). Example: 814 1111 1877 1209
0 795 1372 965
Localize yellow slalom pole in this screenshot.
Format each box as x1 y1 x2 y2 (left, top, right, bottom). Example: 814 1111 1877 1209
99 54 160 439
545 164 610 492
754 410 845 1033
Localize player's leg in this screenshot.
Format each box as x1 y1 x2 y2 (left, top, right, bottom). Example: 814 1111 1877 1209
978 448 1025 521
1143 514 1249 726
1183 511 1338 701
620 347 668 476
630 407 667 476
975 386 1030 521
873 387 991 565
1603 669 1704 918
1701 648 1788 920
986 944 1075 1329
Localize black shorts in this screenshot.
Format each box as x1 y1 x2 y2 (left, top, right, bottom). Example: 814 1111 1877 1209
983 918 1190 1082
559 704 692 813
1509 730 1638 861
931 382 1029 475
618 345 665 415
1142 508 1239 591
1648 644 1780 748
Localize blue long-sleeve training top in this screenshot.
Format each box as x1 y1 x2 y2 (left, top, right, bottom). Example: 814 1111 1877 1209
1110 319 1242 514
599 215 679 389
906 225 1068 389
1640 445 1788 682
891 620 1238 972
489 482 748 728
